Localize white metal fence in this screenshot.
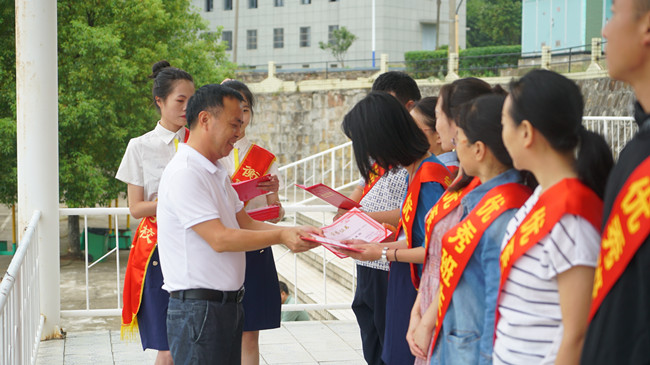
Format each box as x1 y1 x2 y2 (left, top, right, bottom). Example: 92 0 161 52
582 116 637 159
0 211 43 365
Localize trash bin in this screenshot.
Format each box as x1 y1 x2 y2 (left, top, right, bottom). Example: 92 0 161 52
107 229 133 250
80 228 109 262
0 240 15 255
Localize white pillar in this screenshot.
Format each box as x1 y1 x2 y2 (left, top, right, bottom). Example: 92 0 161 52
541 46 551 70
268 61 276 79
445 53 459 81
380 53 388 74
16 0 61 339
587 37 603 72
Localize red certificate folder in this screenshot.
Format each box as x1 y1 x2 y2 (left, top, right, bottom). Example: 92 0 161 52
232 174 271 202
304 208 391 259
295 183 361 210
247 205 281 221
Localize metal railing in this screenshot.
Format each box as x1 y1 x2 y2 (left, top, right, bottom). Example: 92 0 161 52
0 211 43 365
583 116 637 160
58 205 354 319
278 141 358 206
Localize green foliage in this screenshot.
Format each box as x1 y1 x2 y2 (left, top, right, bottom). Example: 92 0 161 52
467 0 522 48
404 49 449 79
318 27 357 67
0 0 234 208
404 45 521 79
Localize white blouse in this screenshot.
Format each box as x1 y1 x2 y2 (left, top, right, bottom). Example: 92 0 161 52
115 122 187 202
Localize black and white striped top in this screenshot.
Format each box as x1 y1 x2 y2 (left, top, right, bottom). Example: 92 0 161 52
493 186 600 365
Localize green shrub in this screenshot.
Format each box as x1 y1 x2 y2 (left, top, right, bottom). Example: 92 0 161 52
405 45 521 79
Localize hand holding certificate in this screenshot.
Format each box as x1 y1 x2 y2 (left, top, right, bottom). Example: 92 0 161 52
303 208 391 258
232 174 272 202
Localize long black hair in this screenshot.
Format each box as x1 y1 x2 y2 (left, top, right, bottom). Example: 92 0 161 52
342 92 430 182
507 69 613 198
439 77 494 123
221 79 255 118
149 60 194 113
412 96 438 130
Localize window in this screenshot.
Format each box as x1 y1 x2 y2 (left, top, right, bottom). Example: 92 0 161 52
222 31 233 51
328 25 339 45
301 0 311 4
274 0 284 6
300 26 311 47
206 0 214 11
273 28 284 48
247 30 257 50
224 0 232 10
249 0 257 8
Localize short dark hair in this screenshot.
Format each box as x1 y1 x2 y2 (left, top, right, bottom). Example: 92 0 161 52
279 281 289 295
412 96 438 130
508 69 613 198
439 77 493 123
185 84 244 129
372 71 421 106
149 60 194 113
221 80 255 118
342 92 430 182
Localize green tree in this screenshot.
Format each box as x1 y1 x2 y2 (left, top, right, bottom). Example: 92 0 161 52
0 0 234 255
319 26 357 67
467 0 522 47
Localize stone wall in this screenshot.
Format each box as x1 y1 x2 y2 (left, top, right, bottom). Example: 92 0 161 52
245 75 635 165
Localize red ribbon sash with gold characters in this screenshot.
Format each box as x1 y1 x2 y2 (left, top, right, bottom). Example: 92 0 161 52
589 156 650 321
361 163 387 200
495 179 602 335
395 161 453 288
431 183 531 349
423 177 482 265
231 144 276 183
121 217 159 340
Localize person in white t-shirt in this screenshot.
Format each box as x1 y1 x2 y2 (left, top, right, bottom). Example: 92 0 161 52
115 60 194 365
156 84 320 365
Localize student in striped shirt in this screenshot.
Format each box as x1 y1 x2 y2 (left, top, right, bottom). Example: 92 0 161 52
494 70 614 364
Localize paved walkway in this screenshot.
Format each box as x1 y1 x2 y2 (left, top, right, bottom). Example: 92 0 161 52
36 320 365 364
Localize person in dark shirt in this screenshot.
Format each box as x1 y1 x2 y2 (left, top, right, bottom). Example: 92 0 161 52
581 0 650 363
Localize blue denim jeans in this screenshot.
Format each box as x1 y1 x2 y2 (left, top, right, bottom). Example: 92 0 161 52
167 297 244 365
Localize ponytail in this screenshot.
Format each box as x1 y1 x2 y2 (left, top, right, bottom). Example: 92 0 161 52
576 128 613 199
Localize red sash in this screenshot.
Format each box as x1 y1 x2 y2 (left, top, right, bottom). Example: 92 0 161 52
396 161 453 289
589 156 650 321
121 217 158 339
431 183 531 349
495 179 602 336
423 177 481 264
231 144 276 183
361 163 387 200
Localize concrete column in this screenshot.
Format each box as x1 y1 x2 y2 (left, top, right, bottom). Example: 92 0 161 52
16 0 61 339
379 53 389 74
541 46 551 70
445 52 459 81
268 61 276 79
587 38 603 72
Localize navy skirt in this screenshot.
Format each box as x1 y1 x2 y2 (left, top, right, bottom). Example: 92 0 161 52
382 261 417 365
242 248 281 331
137 247 170 351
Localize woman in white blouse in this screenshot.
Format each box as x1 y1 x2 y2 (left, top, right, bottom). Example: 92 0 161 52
115 60 194 365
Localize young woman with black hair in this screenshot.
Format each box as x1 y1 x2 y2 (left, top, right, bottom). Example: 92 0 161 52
116 60 194 365
494 69 613 365
410 96 459 173
339 91 452 365
219 80 285 365
412 94 532 365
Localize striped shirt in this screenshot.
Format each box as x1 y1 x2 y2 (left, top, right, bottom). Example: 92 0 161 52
493 185 600 365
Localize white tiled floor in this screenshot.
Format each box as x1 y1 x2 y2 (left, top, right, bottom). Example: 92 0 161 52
36 320 365 365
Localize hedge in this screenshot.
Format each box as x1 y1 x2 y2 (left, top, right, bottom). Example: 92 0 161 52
405 45 521 79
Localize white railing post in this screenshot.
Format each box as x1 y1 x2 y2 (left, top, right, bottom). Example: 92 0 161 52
16 0 61 339
541 46 551 69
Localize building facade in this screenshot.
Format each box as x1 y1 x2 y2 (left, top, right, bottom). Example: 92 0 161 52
521 0 612 53
192 0 466 68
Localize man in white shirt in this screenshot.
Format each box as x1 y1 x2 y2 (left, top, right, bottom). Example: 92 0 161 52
157 84 320 365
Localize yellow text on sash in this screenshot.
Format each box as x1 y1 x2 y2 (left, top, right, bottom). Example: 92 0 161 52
519 207 546 246
620 177 650 234
448 221 477 254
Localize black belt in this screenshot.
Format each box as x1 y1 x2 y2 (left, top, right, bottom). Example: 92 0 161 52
170 287 245 304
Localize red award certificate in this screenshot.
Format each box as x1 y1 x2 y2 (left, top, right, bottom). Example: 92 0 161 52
295 183 361 210
306 208 391 258
232 174 272 202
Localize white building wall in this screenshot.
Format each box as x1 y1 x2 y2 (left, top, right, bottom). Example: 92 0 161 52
192 0 466 68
